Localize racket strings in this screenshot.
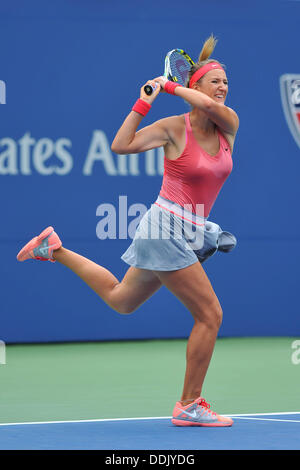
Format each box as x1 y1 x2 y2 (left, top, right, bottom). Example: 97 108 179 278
168 51 193 86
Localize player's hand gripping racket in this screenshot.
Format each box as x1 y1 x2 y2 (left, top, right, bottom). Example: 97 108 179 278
144 49 194 96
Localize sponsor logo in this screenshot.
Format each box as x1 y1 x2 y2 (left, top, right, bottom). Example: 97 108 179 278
0 131 164 176
280 74 300 148
176 407 198 419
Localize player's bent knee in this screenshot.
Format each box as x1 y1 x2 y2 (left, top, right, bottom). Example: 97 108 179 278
207 300 223 329
116 304 136 315
110 298 138 315
194 298 223 330
106 285 137 315
214 302 223 329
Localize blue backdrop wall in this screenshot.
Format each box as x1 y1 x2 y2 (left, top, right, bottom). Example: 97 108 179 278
1 0 300 342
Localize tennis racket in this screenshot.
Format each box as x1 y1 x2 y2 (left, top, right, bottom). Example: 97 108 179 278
144 49 194 96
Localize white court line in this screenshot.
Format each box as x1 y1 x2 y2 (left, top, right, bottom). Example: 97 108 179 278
232 417 300 423
230 411 300 416
0 412 299 427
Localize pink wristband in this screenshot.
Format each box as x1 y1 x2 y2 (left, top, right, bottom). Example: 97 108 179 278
132 99 151 116
164 81 182 95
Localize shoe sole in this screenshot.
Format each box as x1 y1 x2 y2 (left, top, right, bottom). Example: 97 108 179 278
17 226 55 262
171 418 233 427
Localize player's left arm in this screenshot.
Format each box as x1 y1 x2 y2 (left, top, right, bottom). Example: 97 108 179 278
175 87 239 136
154 76 239 136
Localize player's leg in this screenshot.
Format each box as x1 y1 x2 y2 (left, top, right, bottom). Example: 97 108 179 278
154 262 232 426
154 261 222 403
53 247 161 314
16 226 161 314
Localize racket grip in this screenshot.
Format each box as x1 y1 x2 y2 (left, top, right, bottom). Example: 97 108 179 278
144 83 158 96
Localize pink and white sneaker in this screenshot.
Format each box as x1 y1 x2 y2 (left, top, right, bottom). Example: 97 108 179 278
17 226 62 262
172 397 233 427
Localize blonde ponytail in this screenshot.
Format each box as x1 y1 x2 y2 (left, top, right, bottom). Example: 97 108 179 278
198 34 218 63
187 34 225 87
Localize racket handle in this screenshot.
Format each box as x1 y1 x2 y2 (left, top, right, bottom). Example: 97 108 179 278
144 83 158 96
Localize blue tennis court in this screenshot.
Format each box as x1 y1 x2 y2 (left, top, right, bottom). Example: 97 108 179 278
0 413 299 450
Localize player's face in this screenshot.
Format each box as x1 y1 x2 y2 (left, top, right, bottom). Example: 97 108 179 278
194 69 228 103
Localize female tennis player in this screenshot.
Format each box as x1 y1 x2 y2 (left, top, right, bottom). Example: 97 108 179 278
17 35 239 427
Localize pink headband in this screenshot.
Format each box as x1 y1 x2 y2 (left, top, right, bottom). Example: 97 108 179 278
189 62 224 88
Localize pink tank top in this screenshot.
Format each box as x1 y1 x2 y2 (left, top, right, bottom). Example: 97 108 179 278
159 112 233 217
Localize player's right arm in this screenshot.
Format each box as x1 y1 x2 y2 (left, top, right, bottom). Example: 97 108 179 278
111 80 172 154
111 115 172 154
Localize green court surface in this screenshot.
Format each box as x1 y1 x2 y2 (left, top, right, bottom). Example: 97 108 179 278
0 337 299 424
